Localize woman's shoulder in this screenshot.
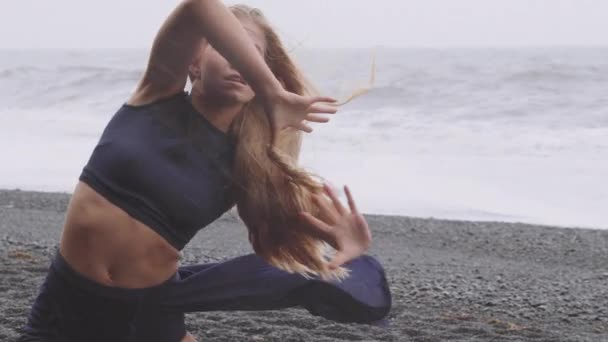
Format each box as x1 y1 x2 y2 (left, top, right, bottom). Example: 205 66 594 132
123 89 188 110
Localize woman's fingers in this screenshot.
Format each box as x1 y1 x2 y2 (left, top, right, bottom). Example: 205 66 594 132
309 96 338 105
293 121 313 133
304 114 330 123
328 251 351 270
312 193 339 224
275 94 337 134
358 213 372 246
343 185 359 214
300 211 333 236
323 183 347 216
307 103 338 115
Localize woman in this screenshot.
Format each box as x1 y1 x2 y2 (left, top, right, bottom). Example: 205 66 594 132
18 1 392 341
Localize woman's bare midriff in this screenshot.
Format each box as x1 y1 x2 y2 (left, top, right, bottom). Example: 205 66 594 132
59 181 182 288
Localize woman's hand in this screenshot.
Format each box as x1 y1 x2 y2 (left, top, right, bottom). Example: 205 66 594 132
299 183 372 270
261 88 339 145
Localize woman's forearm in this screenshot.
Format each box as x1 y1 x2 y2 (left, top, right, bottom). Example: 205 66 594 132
185 0 283 97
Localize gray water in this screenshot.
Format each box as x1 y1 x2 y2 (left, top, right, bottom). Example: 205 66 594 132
1 47 606 229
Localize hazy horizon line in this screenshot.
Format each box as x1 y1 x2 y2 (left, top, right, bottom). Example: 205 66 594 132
2 44 608 51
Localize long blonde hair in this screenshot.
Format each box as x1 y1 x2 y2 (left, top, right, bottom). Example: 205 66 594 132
226 4 373 281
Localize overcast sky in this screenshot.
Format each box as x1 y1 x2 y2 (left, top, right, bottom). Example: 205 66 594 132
1 0 607 49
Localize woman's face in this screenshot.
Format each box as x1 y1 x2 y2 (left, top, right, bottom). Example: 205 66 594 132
192 18 267 105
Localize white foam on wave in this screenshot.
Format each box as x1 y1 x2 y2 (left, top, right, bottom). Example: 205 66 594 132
299 106 608 230
0 109 106 192
301 147 608 230
2 106 606 230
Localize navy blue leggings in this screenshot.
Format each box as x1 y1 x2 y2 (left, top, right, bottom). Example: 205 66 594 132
18 251 392 342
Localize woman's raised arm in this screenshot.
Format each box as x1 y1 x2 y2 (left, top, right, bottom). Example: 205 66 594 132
132 0 282 103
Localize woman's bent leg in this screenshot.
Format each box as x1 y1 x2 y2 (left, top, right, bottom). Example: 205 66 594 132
161 253 392 323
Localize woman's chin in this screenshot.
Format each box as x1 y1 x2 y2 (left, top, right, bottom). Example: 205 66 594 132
202 87 254 106
224 92 254 105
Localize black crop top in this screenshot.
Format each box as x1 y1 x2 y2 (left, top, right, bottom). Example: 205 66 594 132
78 91 237 250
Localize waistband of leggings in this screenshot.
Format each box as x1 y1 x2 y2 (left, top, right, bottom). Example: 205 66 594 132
51 250 179 301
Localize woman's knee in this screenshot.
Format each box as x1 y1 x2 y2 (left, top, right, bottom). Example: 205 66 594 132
181 332 197 342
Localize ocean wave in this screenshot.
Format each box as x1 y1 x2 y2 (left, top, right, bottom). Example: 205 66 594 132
0 65 141 82
502 65 607 84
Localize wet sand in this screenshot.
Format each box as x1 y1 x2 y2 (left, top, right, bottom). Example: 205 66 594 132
1 188 606 341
